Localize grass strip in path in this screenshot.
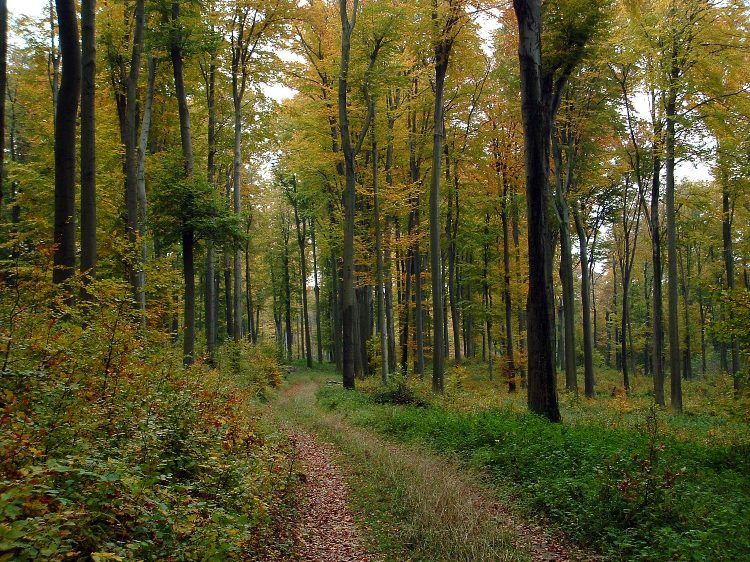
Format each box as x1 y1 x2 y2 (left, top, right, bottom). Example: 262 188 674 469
270 373 588 562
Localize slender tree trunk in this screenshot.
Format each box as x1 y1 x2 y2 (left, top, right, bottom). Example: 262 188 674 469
311 221 323 363
552 132 577 394
338 0 374 388
665 86 682 413
283 232 293 359
414 242 425 376
643 261 652 376
136 56 156 315
0 0 6 211
79 0 96 283
720 145 741 386
447 172 462 363
224 247 233 338
205 58 217 361
372 121 388 383
330 252 343 371
232 97 244 340
574 208 595 398
124 0 145 309
245 236 256 342
170 1 196 366
501 184 517 392
429 45 449 393
680 246 692 380
483 213 493 380
651 147 665 406
52 0 80 288
293 177 313 368
621 282 630 391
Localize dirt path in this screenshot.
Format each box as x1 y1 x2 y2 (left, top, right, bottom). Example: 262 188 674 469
287 428 377 562
272 374 591 562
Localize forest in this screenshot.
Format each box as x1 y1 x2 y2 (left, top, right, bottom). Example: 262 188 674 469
0 0 749 560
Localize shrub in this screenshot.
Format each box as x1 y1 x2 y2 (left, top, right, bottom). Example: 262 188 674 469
371 372 430 407
0 253 296 561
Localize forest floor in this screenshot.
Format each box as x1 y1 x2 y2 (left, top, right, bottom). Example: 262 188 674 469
267 367 590 562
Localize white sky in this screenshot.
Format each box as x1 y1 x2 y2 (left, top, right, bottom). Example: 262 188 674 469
8 0 712 181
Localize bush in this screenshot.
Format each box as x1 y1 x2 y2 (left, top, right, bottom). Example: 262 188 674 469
216 340 283 397
0 256 296 561
371 373 430 407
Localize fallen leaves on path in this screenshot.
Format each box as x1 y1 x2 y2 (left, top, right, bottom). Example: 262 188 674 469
287 429 376 562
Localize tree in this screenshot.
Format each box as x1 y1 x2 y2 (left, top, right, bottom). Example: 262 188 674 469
428 0 465 393
52 0 80 287
80 0 96 283
338 0 381 389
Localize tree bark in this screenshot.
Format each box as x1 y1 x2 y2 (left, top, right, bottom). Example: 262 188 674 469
552 132 577 394
204 57 217 361
373 120 388 383
293 176 313 368
665 83 682 413
311 221 324 363
79 0 96 283
651 145 665 406
170 1 196 366
429 33 450 393
338 0 374 388
52 0 80 288
574 207 595 398
513 0 560 421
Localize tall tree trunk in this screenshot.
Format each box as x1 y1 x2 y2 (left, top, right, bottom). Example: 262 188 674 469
52 0 80 288
338 0 374 388
232 96 244 340
311 221 324 363
224 247 233 338
293 177 313 368
483 213 493 380
330 253 343 371
170 1 196 366
413 241 425 376
719 143 741 387
429 36 449 393
446 164 461 363
124 0 145 309
283 231 292 359
372 120 388 383
204 57 217 361
665 84 682 413
553 132 577 394
574 208 595 398
651 145 665 406
136 56 156 315
0 0 6 211
79 0 96 283
514 0 560 421
679 246 693 380
245 235 256 342
643 261 652 376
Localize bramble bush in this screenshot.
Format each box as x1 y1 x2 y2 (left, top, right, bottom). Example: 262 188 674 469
0 245 295 561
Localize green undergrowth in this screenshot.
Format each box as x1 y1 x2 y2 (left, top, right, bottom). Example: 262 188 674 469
0 271 297 561
318 384 750 561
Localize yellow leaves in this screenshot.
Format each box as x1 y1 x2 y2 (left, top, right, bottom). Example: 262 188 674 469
91 553 124 561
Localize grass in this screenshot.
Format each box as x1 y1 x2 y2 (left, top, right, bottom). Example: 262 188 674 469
318 364 750 561
270 367 530 562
